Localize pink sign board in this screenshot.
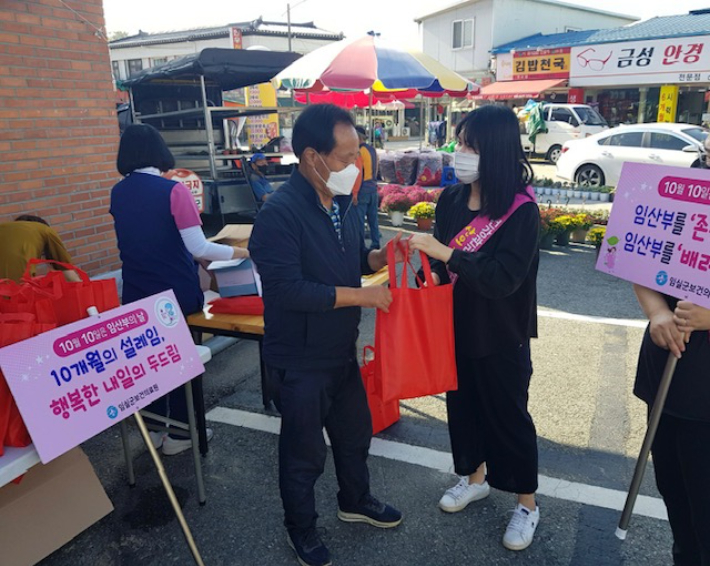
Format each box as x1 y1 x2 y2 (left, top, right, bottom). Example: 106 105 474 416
0 291 205 464
596 162 710 308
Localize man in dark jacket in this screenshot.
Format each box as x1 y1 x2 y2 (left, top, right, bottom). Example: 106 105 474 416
249 104 403 566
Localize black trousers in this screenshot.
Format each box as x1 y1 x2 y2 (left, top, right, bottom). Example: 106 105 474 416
446 342 538 494
268 359 372 533
652 412 710 566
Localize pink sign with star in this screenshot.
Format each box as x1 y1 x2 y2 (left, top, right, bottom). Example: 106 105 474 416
596 162 710 308
0 291 205 463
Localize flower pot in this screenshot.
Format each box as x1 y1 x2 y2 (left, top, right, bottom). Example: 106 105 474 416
551 188 560 197
599 193 610 202
571 228 589 243
573 190 582 199
416 217 434 231
589 191 599 201
566 189 574 198
389 211 405 227
545 188 553 195
555 230 571 246
539 232 556 250
582 191 592 200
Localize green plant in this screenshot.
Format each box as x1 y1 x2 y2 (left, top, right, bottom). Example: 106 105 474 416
599 186 612 193
539 207 565 236
408 201 436 219
588 226 606 246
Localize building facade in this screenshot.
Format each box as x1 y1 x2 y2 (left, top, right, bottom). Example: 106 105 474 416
489 9 710 126
416 0 636 81
109 19 342 82
0 0 120 275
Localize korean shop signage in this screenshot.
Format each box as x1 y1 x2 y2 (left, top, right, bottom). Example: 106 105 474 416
513 48 570 80
571 36 710 86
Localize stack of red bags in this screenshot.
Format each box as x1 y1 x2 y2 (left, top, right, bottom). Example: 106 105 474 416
0 260 119 456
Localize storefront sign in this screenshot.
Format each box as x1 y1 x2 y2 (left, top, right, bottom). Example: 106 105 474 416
0 291 205 463
230 27 242 49
246 83 279 147
513 48 570 80
657 85 679 123
597 163 710 309
568 88 585 104
496 52 513 82
164 169 204 213
571 36 710 86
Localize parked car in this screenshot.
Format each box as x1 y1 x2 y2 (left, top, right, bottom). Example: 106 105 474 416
556 122 709 187
520 103 608 164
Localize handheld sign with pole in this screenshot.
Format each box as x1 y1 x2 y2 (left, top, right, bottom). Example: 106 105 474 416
0 291 206 565
595 162 710 539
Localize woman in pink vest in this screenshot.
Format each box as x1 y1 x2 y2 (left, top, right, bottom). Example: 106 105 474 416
411 105 541 551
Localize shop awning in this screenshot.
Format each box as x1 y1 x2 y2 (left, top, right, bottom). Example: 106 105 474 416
474 79 567 100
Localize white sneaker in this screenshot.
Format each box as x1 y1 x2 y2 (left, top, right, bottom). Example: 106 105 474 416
438 476 490 513
148 431 165 449
162 428 214 456
503 503 540 551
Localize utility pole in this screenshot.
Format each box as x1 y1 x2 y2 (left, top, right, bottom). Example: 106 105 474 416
287 3 292 52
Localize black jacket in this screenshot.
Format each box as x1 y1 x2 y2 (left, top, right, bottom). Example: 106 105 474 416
427 183 540 359
249 169 373 371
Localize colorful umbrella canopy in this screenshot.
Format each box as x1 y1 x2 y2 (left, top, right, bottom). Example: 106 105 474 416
276 35 479 96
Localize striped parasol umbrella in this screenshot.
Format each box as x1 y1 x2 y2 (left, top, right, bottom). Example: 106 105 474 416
275 35 478 96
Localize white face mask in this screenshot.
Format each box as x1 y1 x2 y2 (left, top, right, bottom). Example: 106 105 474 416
454 151 480 184
315 153 359 196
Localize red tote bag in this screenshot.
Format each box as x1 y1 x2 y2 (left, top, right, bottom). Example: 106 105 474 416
374 241 457 403
0 313 39 453
360 346 400 435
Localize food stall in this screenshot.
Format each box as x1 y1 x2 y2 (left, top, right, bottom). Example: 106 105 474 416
120 48 300 221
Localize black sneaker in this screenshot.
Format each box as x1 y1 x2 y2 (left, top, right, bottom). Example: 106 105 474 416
287 528 332 566
337 494 403 528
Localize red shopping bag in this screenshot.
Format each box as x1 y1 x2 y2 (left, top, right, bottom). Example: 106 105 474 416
0 313 39 454
361 346 400 435
209 296 264 315
22 259 119 325
374 240 457 402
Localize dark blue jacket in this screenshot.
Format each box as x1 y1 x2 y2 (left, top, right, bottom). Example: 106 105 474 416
110 173 203 316
249 169 374 371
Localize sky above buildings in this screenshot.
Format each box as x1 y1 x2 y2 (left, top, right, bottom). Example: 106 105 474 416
103 0 710 49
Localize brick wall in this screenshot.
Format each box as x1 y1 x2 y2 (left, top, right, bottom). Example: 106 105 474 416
0 0 121 275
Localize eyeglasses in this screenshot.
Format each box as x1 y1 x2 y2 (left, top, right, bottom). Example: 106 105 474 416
576 48 612 72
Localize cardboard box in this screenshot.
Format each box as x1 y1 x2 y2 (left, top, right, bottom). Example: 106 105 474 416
208 224 252 248
207 258 262 298
0 447 113 566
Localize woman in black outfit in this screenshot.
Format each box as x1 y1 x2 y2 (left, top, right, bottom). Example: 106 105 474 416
410 105 541 551
633 284 710 566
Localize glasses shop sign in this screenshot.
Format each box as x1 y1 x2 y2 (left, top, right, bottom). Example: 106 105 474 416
570 36 710 87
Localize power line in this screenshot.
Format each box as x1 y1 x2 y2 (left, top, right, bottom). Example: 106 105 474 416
281 0 309 17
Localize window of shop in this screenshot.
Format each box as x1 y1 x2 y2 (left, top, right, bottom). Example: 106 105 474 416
649 132 690 151
151 57 168 67
596 89 640 127
127 59 143 76
452 19 474 49
599 132 644 147
111 60 121 80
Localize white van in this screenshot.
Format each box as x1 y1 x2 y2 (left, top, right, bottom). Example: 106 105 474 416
520 103 608 163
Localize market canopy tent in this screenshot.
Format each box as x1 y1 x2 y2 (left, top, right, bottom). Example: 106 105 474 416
120 48 302 93
473 79 567 100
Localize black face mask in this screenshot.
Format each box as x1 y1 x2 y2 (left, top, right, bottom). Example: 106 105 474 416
257 165 268 174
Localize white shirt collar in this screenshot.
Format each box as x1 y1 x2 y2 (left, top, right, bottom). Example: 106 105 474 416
133 167 162 176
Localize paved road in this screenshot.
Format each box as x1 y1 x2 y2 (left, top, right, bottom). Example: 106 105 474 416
39 229 673 566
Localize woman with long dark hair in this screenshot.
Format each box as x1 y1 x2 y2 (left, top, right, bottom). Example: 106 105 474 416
411 105 541 550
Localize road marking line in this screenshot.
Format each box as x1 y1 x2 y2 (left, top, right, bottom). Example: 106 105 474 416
538 309 648 328
207 406 667 522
